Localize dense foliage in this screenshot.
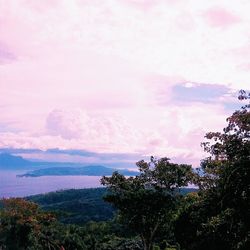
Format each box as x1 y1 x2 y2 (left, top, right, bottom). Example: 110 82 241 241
0 197 145 250
26 188 115 225
101 157 194 250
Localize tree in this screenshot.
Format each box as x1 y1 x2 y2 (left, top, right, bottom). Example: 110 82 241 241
101 157 193 250
175 91 250 250
0 198 57 249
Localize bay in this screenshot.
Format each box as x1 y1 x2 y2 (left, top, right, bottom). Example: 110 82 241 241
0 170 102 198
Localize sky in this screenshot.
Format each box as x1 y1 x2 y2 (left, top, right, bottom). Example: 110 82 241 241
0 0 250 167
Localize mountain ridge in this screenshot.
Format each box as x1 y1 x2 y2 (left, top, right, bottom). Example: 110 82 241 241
0 153 138 177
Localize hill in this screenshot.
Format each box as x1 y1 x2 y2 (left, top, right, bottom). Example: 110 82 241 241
26 188 115 224
0 153 31 170
0 153 138 176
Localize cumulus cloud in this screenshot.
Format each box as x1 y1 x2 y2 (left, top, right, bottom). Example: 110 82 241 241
46 109 89 139
0 102 229 166
45 108 145 153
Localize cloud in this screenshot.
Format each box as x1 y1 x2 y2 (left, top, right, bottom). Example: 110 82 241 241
203 7 240 28
0 101 230 166
0 42 16 64
45 108 147 153
1 0 249 87
121 0 161 12
0 0 249 166
46 109 89 139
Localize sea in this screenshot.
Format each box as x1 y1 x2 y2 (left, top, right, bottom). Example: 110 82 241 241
0 170 102 198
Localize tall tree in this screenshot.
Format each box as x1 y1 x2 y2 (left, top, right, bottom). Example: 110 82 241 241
101 157 193 250
175 91 250 250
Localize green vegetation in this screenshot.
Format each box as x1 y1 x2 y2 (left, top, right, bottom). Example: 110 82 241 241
25 187 195 226
26 188 115 225
101 157 194 250
0 92 249 249
175 90 250 250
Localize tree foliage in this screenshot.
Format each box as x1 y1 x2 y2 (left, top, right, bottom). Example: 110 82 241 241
176 91 250 250
0 198 57 249
101 157 193 250
0 198 88 250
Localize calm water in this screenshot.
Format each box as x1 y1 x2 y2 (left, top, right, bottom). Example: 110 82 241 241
0 171 102 198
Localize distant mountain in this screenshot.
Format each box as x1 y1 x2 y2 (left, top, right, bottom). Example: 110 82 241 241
0 153 31 169
18 165 138 177
0 153 138 176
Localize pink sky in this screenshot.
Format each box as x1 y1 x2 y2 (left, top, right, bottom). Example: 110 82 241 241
0 0 250 166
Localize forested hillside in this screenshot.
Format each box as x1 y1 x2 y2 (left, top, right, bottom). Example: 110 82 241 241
26 188 115 224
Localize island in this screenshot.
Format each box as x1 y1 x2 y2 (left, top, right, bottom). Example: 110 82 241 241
17 165 138 177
